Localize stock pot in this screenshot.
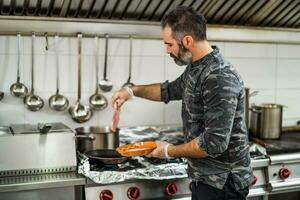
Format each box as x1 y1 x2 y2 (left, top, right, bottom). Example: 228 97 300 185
75 126 119 153
250 104 284 139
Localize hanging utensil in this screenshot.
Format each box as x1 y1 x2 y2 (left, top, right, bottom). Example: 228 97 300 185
69 33 93 123
122 35 135 88
49 35 69 111
24 32 44 112
10 32 28 98
89 36 108 110
99 34 113 92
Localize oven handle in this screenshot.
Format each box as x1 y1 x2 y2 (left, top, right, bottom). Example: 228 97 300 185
269 180 300 193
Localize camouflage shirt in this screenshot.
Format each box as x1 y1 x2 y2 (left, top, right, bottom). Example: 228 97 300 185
160 46 252 190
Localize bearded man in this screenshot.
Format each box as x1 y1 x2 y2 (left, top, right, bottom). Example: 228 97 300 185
112 6 252 200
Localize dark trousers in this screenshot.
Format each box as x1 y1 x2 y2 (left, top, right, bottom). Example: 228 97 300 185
191 174 249 200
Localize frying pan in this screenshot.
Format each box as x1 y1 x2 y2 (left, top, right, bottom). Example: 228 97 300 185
85 149 128 165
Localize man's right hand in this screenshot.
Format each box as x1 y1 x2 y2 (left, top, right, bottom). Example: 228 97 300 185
111 88 132 109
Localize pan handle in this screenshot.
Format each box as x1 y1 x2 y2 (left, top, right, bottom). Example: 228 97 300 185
74 134 95 141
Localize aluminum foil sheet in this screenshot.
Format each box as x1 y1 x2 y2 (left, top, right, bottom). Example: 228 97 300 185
78 126 188 184
78 154 188 184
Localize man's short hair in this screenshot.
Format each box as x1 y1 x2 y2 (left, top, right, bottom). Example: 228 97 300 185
161 6 207 42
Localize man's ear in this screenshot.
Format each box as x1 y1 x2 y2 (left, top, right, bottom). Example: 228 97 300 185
182 35 194 49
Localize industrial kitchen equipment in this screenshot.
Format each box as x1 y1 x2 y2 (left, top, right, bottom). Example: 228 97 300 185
0 122 85 200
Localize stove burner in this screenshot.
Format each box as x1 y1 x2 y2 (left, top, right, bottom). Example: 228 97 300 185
143 157 184 165
89 158 146 172
90 163 119 171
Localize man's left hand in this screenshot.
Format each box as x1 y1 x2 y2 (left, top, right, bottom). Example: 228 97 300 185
147 141 173 159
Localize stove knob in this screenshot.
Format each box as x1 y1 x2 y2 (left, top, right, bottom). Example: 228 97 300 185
99 189 113 200
127 187 140 200
251 176 257 186
279 168 291 179
165 183 178 196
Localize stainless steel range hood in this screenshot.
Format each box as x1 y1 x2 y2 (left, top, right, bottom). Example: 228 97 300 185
0 0 300 29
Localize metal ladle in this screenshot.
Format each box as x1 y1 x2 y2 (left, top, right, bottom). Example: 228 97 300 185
69 33 93 123
10 33 28 98
89 36 108 110
24 32 44 112
122 35 135 88
99 34 113 92
49 35 69 111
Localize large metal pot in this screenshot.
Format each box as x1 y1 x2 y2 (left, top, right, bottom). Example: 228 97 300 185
75 126 119 153
249 103 284 139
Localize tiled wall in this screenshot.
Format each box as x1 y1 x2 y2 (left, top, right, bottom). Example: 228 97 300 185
0 35 299 128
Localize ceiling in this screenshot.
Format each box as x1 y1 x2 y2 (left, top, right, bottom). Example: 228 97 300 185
0 0 300 29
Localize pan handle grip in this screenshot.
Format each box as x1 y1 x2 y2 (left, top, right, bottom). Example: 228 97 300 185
74 134 95 140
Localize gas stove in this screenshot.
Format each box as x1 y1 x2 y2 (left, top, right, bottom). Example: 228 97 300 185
251 132 300 197
80 126 271 200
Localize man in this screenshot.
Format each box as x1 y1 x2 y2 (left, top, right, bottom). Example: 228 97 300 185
112 6 252 200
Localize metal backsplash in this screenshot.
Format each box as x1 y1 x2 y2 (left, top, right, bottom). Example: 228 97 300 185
0 0 300 28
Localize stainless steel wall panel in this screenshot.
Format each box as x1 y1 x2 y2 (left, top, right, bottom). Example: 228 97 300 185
122 0 142 20
276 3 300 27
210 0 237 24
100 0 118 19
139 0 161 20
267 0 298 27
150 0 173 21
238 0 267 25
78 0 94 18
111 0 130 19
88 0 106 18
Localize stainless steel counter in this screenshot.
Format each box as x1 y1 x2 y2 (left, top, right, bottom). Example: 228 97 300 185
0 172 86 193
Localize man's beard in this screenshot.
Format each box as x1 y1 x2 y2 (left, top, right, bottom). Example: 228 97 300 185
170 45 192 66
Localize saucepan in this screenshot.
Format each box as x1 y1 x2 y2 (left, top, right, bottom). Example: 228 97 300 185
75 126 119 153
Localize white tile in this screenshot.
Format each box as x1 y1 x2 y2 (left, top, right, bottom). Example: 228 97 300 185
57 37 78 55
108 38 130 56
165 56 185 81
276 89 300 119
278 44 300 58
59 55 78 93
118 98 164 126
229 58 276 89
23 54 56 93
0 54 20 91
283 118 300 126
277 59 300 89
249 89 276 106
0 95 25 125
0 36 18 54
82 37 96 56
164 101 182 125
224 42 276 58
132 39 165 56
132 56 165 85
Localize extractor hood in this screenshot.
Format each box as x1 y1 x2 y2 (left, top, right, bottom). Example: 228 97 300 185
0 0 300 29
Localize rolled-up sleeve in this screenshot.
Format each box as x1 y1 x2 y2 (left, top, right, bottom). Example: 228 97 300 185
160 70 186 104
197 71 240 158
